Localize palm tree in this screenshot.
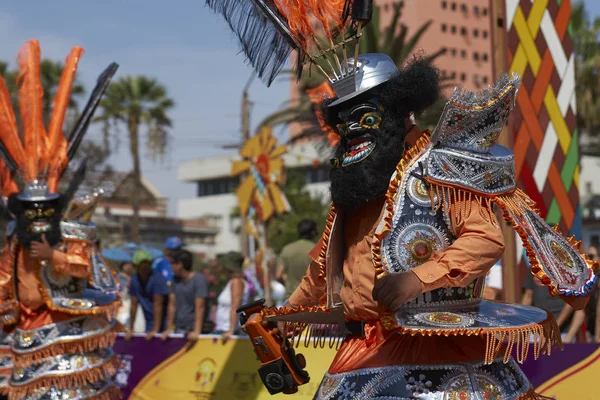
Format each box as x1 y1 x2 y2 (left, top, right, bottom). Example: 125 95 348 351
571 1 600 155
94 76 174 243
260 0 447 142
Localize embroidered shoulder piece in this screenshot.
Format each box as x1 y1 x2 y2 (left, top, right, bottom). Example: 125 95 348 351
426 73 519 196
424 74 597 300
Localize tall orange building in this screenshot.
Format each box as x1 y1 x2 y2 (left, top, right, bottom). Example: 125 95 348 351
389 0 494 93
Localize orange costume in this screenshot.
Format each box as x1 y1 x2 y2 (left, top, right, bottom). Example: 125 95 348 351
206 0 597 398
0 40 121 400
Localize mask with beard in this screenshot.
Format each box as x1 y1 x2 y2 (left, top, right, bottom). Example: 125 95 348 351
7 194 65 249
326 57 442 213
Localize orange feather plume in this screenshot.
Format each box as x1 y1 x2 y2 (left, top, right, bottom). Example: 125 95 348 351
0 76 25 173
46 46 84 192
0 159 18 197
17 40 45 182
306 82 339 147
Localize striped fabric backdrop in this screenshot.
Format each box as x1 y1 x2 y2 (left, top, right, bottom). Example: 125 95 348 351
506 0 581 254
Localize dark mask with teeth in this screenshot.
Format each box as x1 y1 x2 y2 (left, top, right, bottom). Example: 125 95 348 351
7 195 65 249
325 57 442 213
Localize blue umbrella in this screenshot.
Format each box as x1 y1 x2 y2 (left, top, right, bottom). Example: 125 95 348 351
102 242 163 263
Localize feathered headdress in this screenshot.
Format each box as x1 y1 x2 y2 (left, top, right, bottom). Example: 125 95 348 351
205 0 374 86
0 40 118 202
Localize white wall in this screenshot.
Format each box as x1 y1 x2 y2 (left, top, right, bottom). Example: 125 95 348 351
580 155 600 202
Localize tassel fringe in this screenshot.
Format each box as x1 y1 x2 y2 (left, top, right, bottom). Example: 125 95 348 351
12 324 122 368
8 354 120 400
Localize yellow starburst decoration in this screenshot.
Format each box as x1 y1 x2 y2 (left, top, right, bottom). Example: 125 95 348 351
231 126 291 222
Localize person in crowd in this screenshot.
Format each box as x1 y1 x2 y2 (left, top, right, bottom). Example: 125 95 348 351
483 259 503 300
125 250 172 341
116 261 134 326
275 219 317 299
214 252 250 342
522 253 585 343
152 236 184 285
161 250 211 341
584 245 600 342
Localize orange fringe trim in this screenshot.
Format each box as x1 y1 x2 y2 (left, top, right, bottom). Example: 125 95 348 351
372 132 432 279
517 388 554 400
8 353 121 400
317 204 336 281
12 322 123 368
379 312 562 365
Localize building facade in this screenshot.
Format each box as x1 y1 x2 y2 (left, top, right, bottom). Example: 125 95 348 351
177 141 330 254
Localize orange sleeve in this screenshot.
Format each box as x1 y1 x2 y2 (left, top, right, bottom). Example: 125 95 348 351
51 241 91 279
411 198 505 293
287 239 327 308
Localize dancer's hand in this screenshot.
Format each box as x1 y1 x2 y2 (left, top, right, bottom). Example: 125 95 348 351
187 330 200 342
372 271 422 312
124 331 134 342
30 235 54 260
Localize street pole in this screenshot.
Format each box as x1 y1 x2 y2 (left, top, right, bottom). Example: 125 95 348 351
491 0 518 303
240 73 256 258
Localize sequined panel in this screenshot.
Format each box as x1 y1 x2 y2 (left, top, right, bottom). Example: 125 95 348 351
11 349 113 387
427 146 515 195
511 209 595 297
89 248 119 294
59 221 97 242
315 358 531 400
23 379 116 400
394 300 548 332
12 317 116 355
430 74 519 154
381 152 484 307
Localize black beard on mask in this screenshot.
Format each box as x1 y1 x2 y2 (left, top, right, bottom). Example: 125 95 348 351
329 97 408 212
7 195 65 249
323 57 442 213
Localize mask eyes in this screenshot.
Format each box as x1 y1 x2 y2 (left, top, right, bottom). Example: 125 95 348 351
43 208 55 217
359 112 381 129
24 210 37 219
336 123 347 135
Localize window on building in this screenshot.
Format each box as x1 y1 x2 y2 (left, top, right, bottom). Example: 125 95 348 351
460 3 467 13
460 73 466 82
474 6 480 15
460 49 466 58
483 30 488 39
473 74 480 85
473 52 480 61
460 27 467 36
483 76 489 84
451 71 457 79
451 48 457 57
197 177 239 197
482 53 489 62
451 2 456 11
482 8 488 16
473 29 479 37
304 166 330 184
441 1 447 9
442 23 447 32
451 25 457 34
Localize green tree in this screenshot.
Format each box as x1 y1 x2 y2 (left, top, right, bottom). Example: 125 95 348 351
572 1 600 155
260 0 447 141
94 76 175 243
267 170 329 254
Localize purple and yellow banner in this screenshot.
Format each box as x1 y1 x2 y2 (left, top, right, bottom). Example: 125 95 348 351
114 334 600 399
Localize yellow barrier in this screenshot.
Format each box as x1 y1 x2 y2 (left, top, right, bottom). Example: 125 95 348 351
130 336 336 400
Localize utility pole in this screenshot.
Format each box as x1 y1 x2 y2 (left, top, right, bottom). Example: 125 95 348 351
239 73 256 258
491 0 518 303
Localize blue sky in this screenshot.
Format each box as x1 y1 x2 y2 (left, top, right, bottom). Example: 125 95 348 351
0 0 598 215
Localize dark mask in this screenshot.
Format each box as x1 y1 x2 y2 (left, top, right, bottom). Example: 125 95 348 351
7 195 65 248
325 57 442 213
329 95 408 212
